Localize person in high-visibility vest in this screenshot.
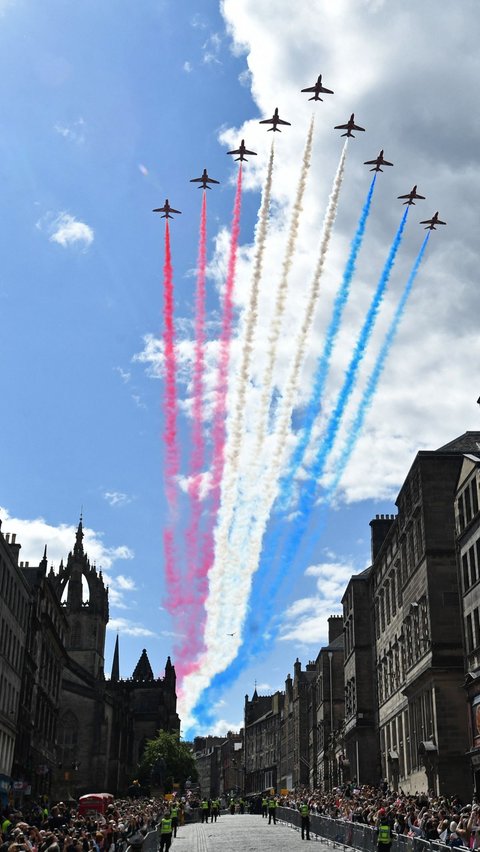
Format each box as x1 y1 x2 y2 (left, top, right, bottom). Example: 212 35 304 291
376 809 393 852
200 798 210 823
170 803 179 837
299 801 310 841
211 798 220 822
157 812 173 852
239 797 245 815
261 796 268 818
230 797 236 815
268 796 277 825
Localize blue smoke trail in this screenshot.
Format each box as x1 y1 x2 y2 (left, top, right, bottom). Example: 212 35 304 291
278 173 377 510
190 232 430 730
325 231 431 501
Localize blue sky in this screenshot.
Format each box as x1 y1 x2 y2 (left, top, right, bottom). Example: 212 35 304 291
1 0 479 736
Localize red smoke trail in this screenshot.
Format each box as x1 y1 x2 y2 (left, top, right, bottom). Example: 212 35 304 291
176 166 243 678
162 220 181 612
180 193 208 622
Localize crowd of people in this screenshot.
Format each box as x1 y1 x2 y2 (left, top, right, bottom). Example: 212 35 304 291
277 783 480 848
1 783 480 851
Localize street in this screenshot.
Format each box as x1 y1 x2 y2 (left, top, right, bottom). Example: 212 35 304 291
155 814 327 852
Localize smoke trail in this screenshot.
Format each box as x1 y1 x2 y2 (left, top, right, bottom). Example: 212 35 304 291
176 192 208 664
176 165 243 680
187 232 430 722
327 231 431 498
202 143 276 648
185 142 348 706
254 117 315 456
278 173 377 509
162 220 181 611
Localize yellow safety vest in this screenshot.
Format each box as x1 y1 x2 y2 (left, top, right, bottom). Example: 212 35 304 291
160 818 172 834
378 824 391 844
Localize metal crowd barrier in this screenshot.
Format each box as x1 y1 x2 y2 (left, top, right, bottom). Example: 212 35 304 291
276 808 453 852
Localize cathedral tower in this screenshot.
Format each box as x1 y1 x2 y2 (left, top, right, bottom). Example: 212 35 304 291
49 516 108 678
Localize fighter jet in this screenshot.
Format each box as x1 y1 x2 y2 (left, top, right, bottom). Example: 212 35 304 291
259 107 291 132
301 74 334 101
363 149 394 172
334 113 365 137
397 185 426 206
420 211 446 230
152 199 181 219
227 139 257 162
190 168 220 190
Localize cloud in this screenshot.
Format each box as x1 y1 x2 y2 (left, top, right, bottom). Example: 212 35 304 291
0 505 137 612
202 32 222 64
54 117 85 145
183 61 193 73
114 367 131 383
107 617 157 638
37 211 94 249
103 491 132 507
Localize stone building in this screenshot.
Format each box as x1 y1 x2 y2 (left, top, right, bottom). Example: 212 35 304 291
193 735 226 798
13 548 68 802
341 522 390 787
307 616 344 792
0 525 31 806
369 433 480 799
48 518 180 799
454 451 480 792
2 514 179 802
244 688 282 794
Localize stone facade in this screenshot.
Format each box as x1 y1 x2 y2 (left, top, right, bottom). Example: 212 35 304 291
2 515 179 802
454 451 480 792
244 689 282 794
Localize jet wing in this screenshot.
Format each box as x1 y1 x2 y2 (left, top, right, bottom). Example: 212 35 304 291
190 177 204 182
301 85 317 93
227 147 241 155
206 177 220 184
351 122 365 131
276 117 291 125
364 158 379 165
334 122 350 130
259 117 274 124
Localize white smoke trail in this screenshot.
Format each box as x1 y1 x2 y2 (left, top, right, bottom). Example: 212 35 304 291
254 116 315 456
221 140 348 633
201 142 275 655
178 143 348 727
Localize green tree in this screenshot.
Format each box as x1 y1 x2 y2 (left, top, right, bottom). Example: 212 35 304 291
137 730 197 793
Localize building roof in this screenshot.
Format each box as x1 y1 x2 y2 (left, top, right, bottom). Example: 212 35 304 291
436 432 480 453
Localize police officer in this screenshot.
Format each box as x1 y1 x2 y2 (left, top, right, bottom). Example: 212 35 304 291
211 798 219 822
300 800 311 841
268 796 277 825
377 808 393 852
200 798 210 824
157 811 173 852
261 795 268 818
170 802 179 837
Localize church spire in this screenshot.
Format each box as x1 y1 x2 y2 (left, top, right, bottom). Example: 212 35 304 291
74 514 84 558
111 634 120 682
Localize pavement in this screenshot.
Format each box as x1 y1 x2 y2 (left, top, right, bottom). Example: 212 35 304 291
161 814 330 852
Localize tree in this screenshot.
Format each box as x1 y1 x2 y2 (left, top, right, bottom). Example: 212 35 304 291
137 730 198 793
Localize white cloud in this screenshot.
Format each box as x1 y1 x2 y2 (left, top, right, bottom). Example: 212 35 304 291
54 117 85 145
114 367 131 383
0 506 137 613
37 211 94 249
103 491 132 507
183 60 193 73
108 617 157 638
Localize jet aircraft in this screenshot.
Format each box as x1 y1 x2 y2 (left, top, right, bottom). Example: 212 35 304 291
420 212 446 230
190 168 220 190
363 149 394 172
397 185 426 206
334 113 365 137
301 74 334 101
152 199 181 219
227 139 257 161
259 107 291 132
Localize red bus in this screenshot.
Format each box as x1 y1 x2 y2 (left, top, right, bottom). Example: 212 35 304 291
77 793 114 816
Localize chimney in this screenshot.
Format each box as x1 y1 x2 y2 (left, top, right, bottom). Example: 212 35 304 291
369 514 395 562
328 614 343 643
6 532 21 565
